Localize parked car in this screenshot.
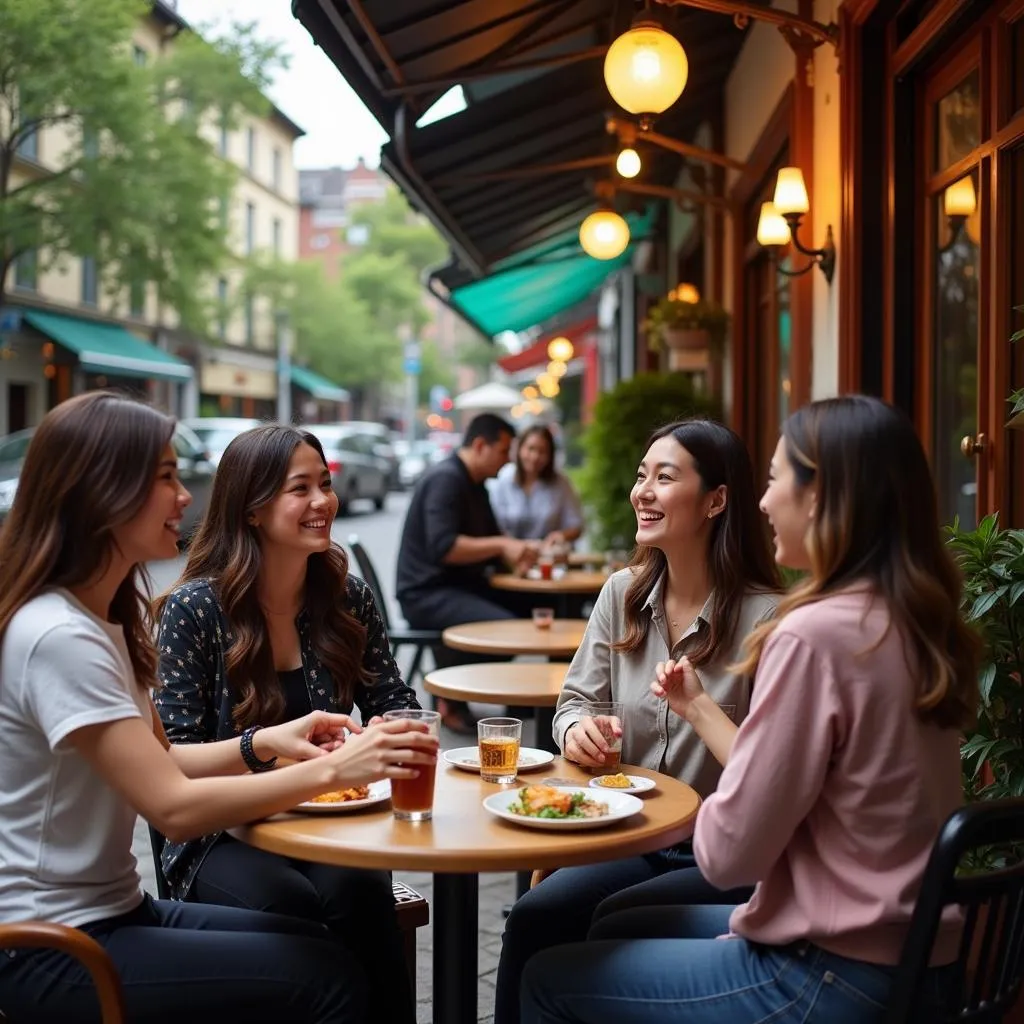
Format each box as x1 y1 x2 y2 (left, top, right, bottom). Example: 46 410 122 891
180 417 261 466
0 422 215 544
336 421 400 490
397 439 443 489
309 424 390 514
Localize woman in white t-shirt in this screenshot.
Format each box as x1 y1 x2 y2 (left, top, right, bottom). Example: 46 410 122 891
0 392 437 1024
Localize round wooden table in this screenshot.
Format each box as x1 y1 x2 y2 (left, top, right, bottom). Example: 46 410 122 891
231 758 700 1024
490 570 607 594
423 662 567 754
442 618 587 658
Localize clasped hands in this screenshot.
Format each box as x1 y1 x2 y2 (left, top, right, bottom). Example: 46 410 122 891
252 711 433 763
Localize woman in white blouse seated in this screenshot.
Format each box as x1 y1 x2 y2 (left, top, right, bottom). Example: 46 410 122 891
489 425 583 546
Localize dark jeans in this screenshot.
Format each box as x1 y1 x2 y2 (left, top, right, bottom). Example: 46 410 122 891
494 846 754 1024
523 904 959 1024
0 894 363 1024
190 833 413 1024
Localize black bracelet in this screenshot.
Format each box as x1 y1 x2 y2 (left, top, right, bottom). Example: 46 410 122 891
240 725 277 773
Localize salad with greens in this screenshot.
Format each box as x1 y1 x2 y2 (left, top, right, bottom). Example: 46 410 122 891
507 785 609 819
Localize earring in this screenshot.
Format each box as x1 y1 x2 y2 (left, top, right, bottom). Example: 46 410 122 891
707 512 714 519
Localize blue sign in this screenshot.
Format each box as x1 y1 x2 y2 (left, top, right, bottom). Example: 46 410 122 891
0 309 22 334
404 357 421 375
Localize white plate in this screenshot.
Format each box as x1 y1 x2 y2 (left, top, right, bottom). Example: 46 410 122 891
589 774 656 796
444 746 555 773
483 786 643 831
295 780 391 814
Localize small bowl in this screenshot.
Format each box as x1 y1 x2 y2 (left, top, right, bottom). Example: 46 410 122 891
589 774 656 796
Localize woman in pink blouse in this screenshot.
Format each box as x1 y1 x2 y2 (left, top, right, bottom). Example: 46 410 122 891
521 395 979 1023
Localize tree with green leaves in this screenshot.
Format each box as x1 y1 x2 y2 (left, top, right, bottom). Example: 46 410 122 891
0 0 285 327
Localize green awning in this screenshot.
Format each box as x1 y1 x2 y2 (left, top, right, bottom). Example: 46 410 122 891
290 365 350 403
446 207 657 337
23 310 193 382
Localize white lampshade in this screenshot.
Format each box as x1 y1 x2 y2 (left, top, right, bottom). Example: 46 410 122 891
579 209 630 260
756 202 791 247
604 23 688 116
773 167 810 216
944 176 977 217
616 148 642 178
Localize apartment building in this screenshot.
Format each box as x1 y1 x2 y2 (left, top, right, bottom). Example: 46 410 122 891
0 1 305 432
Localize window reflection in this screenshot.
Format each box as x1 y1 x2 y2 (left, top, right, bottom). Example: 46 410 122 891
932 180 980 528
935 70 981 171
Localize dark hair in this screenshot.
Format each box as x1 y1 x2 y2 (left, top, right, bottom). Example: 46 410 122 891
613 418 779 667
156 424 370 729
514 425 557 486
0 392 175 689
736 395 979 729
463 413 515 447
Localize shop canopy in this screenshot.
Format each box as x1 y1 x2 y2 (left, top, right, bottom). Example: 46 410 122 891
289 365 351 403
23 310 192 382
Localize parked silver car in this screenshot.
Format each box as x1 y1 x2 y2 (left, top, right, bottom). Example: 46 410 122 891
338 421 400 490
0 422 215 542
180 417 262 466
310 424 390 514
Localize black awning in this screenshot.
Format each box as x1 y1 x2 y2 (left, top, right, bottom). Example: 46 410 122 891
294 0 749 274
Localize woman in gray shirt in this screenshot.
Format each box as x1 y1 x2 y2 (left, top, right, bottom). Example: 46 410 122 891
488 425 583 545
495 418 780 1024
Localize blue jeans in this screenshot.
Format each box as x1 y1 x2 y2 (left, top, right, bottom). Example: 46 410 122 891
0 894 364 1024
523 905 951 1024
495 848 753 1024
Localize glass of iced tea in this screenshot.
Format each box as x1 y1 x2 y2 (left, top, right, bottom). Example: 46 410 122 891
381 709 440 821
579 701 624 772
477 717 522 784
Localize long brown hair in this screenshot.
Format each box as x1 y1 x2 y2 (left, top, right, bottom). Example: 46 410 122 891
735 395 979 729
157 425 370 728
0 391 175 689
514 425 557 486
613 418 779 666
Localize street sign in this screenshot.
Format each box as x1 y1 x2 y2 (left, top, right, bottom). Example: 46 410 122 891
403 356 421 375
0 309 22 334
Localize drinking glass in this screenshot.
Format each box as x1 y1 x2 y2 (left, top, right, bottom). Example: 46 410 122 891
381 709 440 821
579 701 624 771
538 554 555 580
532 607 555 630
477 717 522 784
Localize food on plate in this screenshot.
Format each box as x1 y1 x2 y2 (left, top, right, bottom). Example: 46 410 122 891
508 784 608 819
594 773 633 789
309 785 371 804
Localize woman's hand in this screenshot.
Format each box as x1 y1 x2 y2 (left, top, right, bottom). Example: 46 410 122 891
544 530 567 548
326 717 439 787
256 711 360 762
564 716 621 767
651 657 707 722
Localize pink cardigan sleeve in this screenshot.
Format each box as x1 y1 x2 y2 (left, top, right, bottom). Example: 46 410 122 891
692 630 844 890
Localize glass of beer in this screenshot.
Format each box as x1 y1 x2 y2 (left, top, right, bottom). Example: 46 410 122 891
477 717 522 784
580 701 624 772
381 709 440 821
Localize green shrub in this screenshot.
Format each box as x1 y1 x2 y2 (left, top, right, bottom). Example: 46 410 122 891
577 373 722 549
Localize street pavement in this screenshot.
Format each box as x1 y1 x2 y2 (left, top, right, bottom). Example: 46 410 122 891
137 490 517 1022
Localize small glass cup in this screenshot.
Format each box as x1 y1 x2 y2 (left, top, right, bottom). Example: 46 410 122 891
579 701 624 772
538 554 555 580
532 607 555 630
477 717 522 784
381 709 440 821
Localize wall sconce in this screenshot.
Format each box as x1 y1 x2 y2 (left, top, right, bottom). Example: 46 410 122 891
941 175 980 250
756 167 836 284
547 336 574 361
579 206 631 260
604 17 688 125
616 147 642 178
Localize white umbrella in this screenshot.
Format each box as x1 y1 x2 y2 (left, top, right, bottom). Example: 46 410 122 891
453 381 524 411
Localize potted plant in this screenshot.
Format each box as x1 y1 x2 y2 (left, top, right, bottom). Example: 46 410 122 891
643 297 730 369
576 372 721 550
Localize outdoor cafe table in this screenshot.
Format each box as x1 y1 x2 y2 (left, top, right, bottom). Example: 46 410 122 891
442 618 587 659
423 662 567 755
490 569 606 617
230 759 700 1024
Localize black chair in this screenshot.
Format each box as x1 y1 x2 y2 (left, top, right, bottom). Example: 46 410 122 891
885 798 1024 1023
147 824 171 900
347 534 441 685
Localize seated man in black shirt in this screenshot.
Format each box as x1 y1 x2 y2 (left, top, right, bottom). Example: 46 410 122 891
397 413 539 732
